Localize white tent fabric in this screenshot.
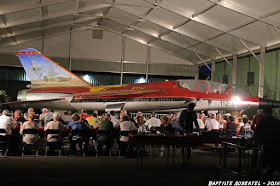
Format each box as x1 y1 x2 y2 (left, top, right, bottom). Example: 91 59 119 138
0 0 279 65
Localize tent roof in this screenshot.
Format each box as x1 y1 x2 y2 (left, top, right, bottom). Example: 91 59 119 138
0 0 279 65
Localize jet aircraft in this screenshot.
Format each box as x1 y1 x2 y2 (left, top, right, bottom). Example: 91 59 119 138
2 48 280 112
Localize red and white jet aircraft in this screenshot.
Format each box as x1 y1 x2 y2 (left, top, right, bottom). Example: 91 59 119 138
4 48 280 112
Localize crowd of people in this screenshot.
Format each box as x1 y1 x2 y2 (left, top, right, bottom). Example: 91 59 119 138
0 106 276 159
0 107 183 157
0 106 261 156
0 104 278 179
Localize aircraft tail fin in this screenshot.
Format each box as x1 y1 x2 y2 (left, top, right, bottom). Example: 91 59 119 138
17 48 92 88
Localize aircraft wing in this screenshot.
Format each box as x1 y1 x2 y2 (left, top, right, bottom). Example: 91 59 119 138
68 87 165 98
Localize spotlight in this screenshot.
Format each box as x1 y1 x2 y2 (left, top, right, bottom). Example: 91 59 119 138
139 77 145 83
84 74 89 82
232 96 241 104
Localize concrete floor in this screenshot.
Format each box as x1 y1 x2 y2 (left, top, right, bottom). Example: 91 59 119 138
0 148 236 186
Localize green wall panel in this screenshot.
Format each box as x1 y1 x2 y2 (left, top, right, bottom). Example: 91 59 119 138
225 60 232 86
236 57 249 93
248 55 259 97
263 50 280 118
214 62 224 83
214 49 280 119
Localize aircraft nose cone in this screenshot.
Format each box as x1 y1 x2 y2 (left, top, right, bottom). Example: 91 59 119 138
259 98 280 109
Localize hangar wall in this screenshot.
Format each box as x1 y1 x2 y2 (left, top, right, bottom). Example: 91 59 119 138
0 30 195 77
214 49 280 118
0 53 195 77
0 30 194 65
0 29 195 102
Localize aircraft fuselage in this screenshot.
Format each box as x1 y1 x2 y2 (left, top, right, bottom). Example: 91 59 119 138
16 80 272 112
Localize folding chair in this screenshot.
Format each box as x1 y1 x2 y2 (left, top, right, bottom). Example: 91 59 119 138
0 129 8 157
224 129 237 136
211 129 223 136
22 128 39 156
44 129 63 157
240 130 253 136
69 129 85 157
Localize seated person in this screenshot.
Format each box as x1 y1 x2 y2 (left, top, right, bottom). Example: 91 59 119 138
134 111 146 124
109 110 120 128
0 110 14 154
160 115 172 133
170 113 183 133
86 112 100 128
119 115 137 155
205 113 219 131
238 117 244 128
77 111 89 126
61 110 73 125
81 109 90 119
196 113 205 130
224 116 237 134
127 112 138 128
137 116 146 134
44 112 66 153
11 110 25 154
24 107 34 120
240 118 253 137
48 114 65 125
20 112 39 145
145 112 161 130
216 113 227 130
13 110 26 126
69 113 90 155
40 108 53 126
96 113 114 156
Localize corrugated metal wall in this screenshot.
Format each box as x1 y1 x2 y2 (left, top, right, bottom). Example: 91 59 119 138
0 53 22 67
0 53 195 77
123 63 146 74
0 67 30 81
0 66 190 85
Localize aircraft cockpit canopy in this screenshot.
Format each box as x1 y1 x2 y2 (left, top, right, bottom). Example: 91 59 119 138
177 80 229 93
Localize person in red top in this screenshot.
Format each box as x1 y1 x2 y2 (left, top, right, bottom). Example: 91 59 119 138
251 109 263 131
81 109 90 119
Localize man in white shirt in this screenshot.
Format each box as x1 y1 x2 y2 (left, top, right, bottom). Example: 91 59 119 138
0 110 15 154
216 114 227 129
145 112 161 130
61 110 73 125
205 113 219 131
41 108 53 126
199 113 205 123
0 110 14 136
119 115 137 156
195 113 205 130
120 116 137 142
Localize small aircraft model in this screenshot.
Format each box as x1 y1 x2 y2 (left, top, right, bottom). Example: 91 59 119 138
2 48 280 112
